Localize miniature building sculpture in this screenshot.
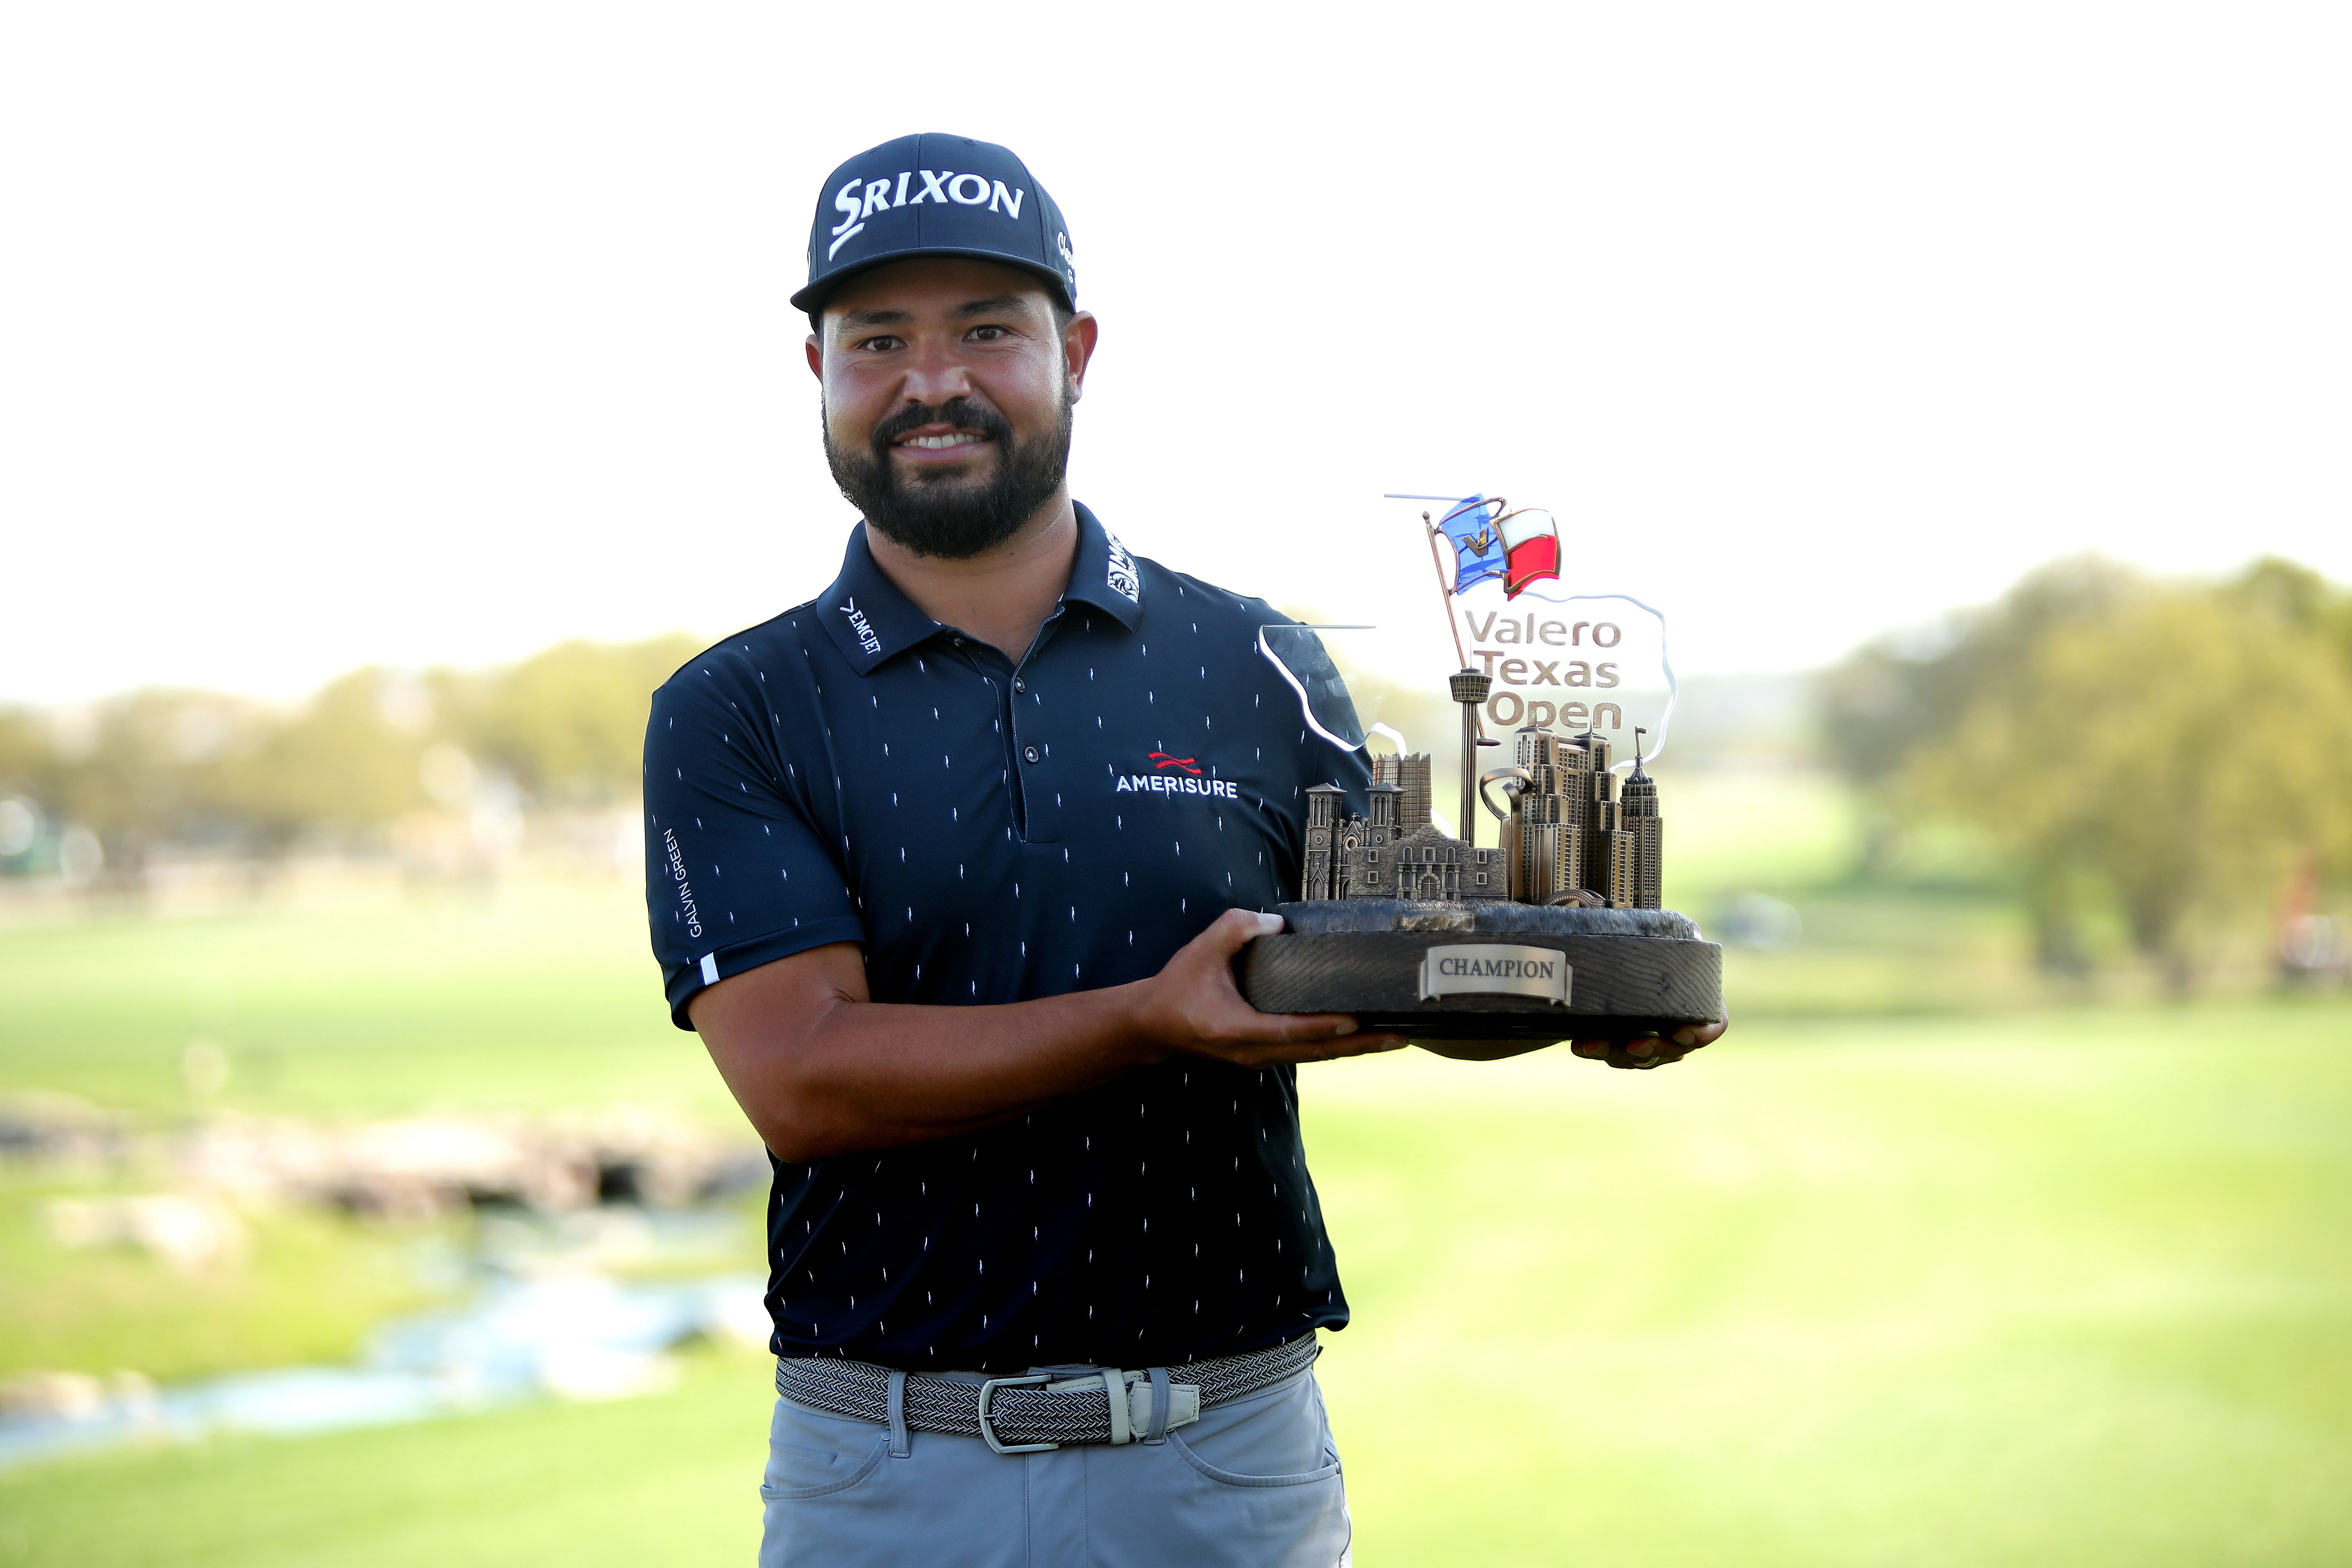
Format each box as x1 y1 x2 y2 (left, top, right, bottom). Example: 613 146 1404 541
1299 769 1507 903
1610 734 1663 910
1369 751 1432 833
1501 727 1599 904
1300 729 1663 910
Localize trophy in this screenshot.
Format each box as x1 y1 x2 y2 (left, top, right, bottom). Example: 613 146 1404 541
1241 494 1723 1048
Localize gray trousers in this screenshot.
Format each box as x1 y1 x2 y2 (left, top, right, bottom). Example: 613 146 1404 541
757 1366 1351 1567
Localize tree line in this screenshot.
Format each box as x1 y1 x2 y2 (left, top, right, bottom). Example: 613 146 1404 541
1819 557 2352 989
0 636 702 881
6 555 2349 987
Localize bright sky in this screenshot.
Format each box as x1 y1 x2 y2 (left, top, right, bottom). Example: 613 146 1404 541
3 3 2346 704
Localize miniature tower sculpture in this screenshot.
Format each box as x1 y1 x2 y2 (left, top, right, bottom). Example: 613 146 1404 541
1485 723 1669 909
1300 783 1345 902
1504 727 1594 903
1449 669 1492 845
1612 728 1664 909
1369 753 1433 833
1354 781 1402 897
1577 730 1623 906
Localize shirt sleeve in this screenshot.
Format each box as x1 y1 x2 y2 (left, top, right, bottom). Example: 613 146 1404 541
643 671 866 1029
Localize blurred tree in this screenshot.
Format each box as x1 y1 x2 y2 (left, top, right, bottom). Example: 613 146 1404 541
2225 557 2352 673
1899 587 2352 992
25 691 264 883
205 671 429 849
0 632 709 880
1819 558 2141 971
0 707 55 797
1818 557 2138 787
438 636 700 806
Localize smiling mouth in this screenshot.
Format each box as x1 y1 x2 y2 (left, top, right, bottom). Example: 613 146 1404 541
896 431 991 451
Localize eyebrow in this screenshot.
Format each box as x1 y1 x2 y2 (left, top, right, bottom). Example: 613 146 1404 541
836 294 1036 333
950 294 1030 319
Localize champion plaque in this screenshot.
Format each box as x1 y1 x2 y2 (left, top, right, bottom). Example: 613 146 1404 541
1418 946 1571 1004
1236 493 1724 1050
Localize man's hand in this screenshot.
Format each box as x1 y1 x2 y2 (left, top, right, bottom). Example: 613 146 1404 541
1132 909 1407 1068
690 910 1401 1164
1569 1017 1729 1071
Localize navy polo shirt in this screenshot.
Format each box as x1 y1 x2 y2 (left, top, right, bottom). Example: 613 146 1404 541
642 503 1373 1372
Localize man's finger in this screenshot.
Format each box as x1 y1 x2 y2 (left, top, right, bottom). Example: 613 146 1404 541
1243 1031 1409 1066
1239 1010 1362 1043
1295 1031 1409 1059
1193 908 1283 961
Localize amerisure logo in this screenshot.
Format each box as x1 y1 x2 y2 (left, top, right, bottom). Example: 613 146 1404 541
1117 752 1236 799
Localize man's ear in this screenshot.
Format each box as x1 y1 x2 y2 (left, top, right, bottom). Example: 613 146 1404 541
805 334 824 379
1063 311 1099 404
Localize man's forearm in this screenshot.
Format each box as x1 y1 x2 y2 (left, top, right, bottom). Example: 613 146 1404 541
690 915 1382 1165
705 981 1162 1163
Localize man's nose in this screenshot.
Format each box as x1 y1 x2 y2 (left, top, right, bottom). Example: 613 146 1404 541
898 340 977 405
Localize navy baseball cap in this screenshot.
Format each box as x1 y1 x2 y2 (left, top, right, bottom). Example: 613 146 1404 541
793 133 1077 318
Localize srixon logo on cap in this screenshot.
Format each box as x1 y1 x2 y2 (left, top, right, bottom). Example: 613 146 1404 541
829 170 1027 260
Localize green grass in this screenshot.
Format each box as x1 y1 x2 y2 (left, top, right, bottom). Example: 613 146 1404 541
0 876 726 1383
0 878 723 1118
0 1345 775 1568
6 824 2351 1563
8 999 2351 1564
0 1178 448 1384
1311 1004 2352 1565
1659 764 1862 906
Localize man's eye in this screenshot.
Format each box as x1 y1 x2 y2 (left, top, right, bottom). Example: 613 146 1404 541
858 335 902 352
967 325 1007 341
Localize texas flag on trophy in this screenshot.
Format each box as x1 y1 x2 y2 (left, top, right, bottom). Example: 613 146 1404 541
1495 507 1559 598
1396 491 1565 600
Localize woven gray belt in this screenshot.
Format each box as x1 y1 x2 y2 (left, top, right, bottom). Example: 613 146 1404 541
774 1334 1320 1455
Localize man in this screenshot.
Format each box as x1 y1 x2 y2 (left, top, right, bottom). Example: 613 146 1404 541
643 132 1721 1568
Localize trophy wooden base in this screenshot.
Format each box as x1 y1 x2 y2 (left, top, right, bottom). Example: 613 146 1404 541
1236 900 1722 1044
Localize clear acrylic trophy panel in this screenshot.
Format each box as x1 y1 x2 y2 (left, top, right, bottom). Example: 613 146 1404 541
1254 625 1415 753
1256 622 1472 835
1260 496 1676 783
1452 584 1675 771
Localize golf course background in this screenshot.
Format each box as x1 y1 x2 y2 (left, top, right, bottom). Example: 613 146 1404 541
5 766 2348 1565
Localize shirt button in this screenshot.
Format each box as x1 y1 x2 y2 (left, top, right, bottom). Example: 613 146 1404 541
953 637 965 647
1023 745 1041 764
1013 679 1026 693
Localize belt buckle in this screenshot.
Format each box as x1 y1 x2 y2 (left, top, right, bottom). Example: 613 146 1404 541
976 1374 1057 1455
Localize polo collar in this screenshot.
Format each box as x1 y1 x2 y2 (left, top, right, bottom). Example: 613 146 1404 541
817 502 1145 675
1062 502 1147 632
815 526 944 674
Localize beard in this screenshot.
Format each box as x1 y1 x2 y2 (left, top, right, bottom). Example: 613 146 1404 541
825 391 1073 560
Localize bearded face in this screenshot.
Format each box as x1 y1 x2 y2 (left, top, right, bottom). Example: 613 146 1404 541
824 382 1074 561
810 258 1087 560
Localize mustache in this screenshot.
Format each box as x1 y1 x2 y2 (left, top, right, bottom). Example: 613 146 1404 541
869 398 1014 460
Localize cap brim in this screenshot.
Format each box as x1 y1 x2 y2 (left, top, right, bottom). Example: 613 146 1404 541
793 248 1075 317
